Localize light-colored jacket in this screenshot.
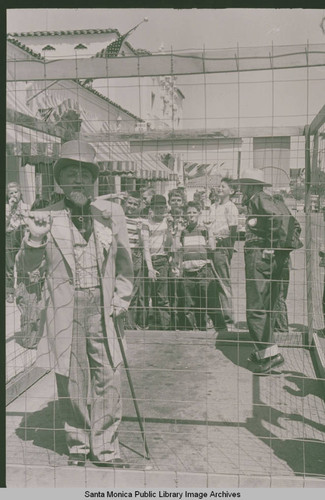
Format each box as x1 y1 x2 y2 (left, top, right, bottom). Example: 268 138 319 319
16 198 133 376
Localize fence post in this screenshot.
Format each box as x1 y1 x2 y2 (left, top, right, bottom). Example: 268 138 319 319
304 125 314 345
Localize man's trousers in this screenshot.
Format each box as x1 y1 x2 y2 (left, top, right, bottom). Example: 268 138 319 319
244 247 287 359
273 255 290 332
126 249 146 329
149 255 171 329
212 243 234 324
55 288 121 462
181 264 226 331
6 226 25 294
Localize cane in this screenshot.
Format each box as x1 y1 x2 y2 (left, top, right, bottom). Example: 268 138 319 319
114 315 150 460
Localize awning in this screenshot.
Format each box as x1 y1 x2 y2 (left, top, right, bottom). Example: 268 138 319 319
93 141 176 180
184 161 225 179
131 152 176 180
7 83 35 117
186 174 222 188
91 140 136 176
6 123 61 159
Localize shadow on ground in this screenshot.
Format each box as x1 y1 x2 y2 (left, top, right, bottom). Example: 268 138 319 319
16 400 68 456
248 374 325 477
13 338 325 478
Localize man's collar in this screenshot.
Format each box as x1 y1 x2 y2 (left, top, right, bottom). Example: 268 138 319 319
243 189 263 206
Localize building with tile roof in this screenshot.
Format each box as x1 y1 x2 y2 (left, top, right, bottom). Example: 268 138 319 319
7 29 184 131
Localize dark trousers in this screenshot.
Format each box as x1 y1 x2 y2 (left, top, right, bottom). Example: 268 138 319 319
213 244 234 323
244 247 287 356
126 249 146 329
6 227 25 293
168 271 182 329
149 255 171 329
273 256 290 332
323 278 325 323
56 288 121 461
180 264 226 331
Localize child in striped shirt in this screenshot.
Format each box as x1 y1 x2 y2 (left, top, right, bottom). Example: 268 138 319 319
179 202 227 333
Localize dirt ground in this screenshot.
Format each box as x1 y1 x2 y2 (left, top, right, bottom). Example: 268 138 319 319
6 240 325 487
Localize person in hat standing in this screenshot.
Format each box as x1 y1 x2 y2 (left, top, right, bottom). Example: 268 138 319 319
237 168 287 373
16 140 133 467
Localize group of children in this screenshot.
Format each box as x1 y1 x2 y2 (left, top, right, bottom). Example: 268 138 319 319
122 178 239 333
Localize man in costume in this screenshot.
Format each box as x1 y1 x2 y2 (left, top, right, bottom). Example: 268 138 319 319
16 140 133 467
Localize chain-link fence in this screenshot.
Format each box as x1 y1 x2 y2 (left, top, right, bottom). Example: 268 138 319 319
6 26 325 487
304 106 325 378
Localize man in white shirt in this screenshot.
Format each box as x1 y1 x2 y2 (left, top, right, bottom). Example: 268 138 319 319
144 194 172 329
209 177 239 324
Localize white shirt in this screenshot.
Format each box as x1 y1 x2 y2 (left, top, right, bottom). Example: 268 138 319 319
146 218 170 256
209 200 239 239
71 222 100 289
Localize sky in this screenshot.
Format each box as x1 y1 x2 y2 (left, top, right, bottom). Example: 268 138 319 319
7 8 325 52
6 9 325 141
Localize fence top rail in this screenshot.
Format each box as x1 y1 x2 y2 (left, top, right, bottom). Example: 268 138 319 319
80 126 306 143
7 43 325 81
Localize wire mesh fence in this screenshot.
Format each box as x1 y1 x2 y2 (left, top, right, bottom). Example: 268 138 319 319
5 26 325 487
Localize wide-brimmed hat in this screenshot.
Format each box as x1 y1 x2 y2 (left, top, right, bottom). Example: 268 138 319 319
236 168 272 187
54 140 99 185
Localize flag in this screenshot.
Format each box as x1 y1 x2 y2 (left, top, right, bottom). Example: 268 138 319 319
94 34 128 58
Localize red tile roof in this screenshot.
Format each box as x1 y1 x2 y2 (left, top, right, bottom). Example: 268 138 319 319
8 28 119 37
7 38 144 122
7 30 152 55
7 37 45 60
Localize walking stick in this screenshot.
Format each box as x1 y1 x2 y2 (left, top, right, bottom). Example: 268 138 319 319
114 315 150 460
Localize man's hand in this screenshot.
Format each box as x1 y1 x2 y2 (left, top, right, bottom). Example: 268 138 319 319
8 197 17 209
148 268 159 281
171 266 180 277
26 211 52 241
262 249 274 260
112 306 127 319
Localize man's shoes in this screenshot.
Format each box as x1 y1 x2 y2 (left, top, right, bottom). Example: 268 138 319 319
93 458 130 469
247 351 259 363
253 353 285 374
135 324 149 330
68 453 88 466
6 293 14 304
215 328 230 347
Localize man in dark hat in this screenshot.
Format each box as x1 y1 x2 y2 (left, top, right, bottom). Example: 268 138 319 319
16 140 133 467
238 168 287 373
